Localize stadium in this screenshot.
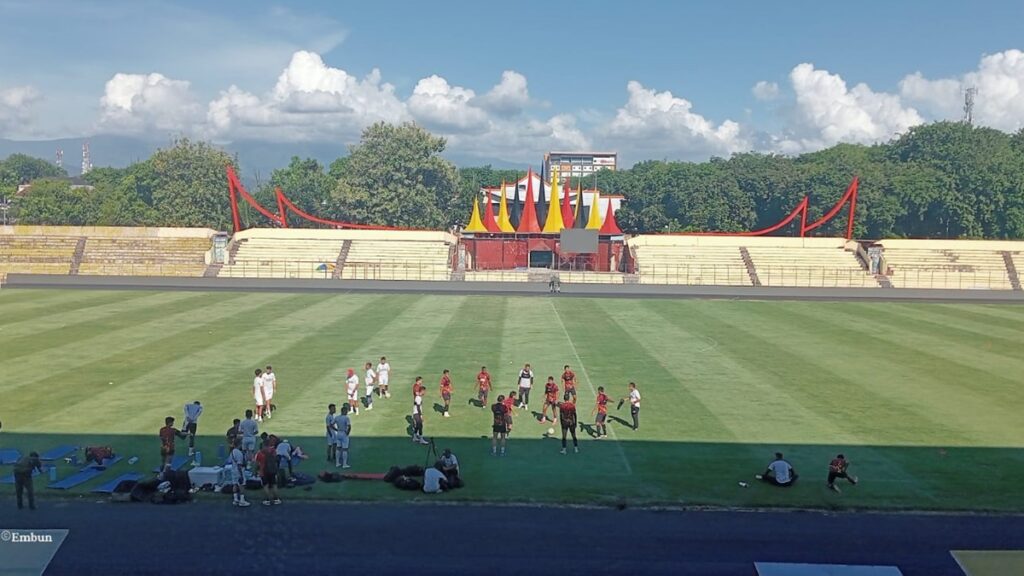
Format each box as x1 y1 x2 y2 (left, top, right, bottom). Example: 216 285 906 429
2 152 1024 575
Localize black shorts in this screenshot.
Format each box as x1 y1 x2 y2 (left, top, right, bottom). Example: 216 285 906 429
262 473 277 487
545 398 558 407
492 424 508 434
561 420 576 431
596 413 607 423
161 446 173 458
185 422 197 435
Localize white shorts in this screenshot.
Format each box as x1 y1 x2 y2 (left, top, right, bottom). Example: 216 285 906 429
264 390 274 401
379 374 390 386
365 384 374 396
241 437 256 452
254 396 265 406
347 390 358 401
335 435 350 449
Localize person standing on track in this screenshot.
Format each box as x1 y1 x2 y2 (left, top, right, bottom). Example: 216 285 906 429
377 356 392 399
411 382 428 445
183 401 202 457
591 386 610 439
325 404 337 463
541 376 560 423
476 366 491 408
334 405 352 468
562 365 577 402
345 368 360 416
253 369 266 422
440 369 453 418
517 363 534 410
262 366 277 418
557 398 579 454
491 394 509 456
364 362 377 411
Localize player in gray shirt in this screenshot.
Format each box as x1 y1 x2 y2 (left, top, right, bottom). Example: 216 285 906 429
239 409 259 460
333 405 352 469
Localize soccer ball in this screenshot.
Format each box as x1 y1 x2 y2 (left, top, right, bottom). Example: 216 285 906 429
547 427 555 436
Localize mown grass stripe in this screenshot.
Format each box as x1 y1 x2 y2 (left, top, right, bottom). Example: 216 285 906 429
0 290 158 325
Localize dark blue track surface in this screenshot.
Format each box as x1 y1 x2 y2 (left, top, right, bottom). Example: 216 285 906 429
5 500 1023 575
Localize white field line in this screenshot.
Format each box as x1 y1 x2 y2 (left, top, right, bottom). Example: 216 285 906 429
549 300 633 475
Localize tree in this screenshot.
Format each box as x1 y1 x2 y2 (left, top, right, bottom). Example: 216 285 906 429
140 139 237 230
258 157 337 226
330 122 459 228
15 178 98 225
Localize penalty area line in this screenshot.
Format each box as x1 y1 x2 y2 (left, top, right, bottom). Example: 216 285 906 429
549 300 633 475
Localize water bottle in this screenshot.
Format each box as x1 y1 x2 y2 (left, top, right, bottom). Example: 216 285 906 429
193 451 202 466
48 466 57 482
128 456 139 465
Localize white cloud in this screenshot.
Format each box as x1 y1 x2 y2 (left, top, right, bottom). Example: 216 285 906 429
98 72 202 134
771 63 923 154
603 81 749 160
205 51 406 142
752 80 780 101
472 70 531 116
900 49 1024 132
407 75 489 133
0 85 41 135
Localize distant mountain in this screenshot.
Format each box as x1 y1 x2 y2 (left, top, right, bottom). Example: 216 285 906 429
1 135 526 179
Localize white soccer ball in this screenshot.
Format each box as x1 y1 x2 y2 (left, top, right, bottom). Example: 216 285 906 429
547 427 555 435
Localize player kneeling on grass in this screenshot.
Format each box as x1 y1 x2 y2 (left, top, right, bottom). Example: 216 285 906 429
756 452 798 487
828 454 858 493
491 395 509 456
255 444 282 506
229 440 250 507
558 399 579 454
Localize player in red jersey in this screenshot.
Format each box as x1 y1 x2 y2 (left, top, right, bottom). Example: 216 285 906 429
827 454 859 493
561 365 577 402
591 386 610 438
475 366 492 407
502 391 517 435
557 399 579 454
412 376 426 398
439 369 453 417
540 377 560 423
491 394 509 456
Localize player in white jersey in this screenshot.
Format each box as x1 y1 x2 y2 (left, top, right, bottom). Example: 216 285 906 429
363 362 377 411
377 356 391 398
253 369 266 422
411 389 428 445
262 365 277 418
182 401 202 456
345 368 360 415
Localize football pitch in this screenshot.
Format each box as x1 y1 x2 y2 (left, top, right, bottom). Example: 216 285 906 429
1 287 1023 512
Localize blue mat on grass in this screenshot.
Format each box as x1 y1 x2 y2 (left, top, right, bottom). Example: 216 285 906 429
39 445 77 461
86 456 122 470
153 455 190 472
0 468 41 484
91 473 143 494
0 449 21 464
48 468 104 490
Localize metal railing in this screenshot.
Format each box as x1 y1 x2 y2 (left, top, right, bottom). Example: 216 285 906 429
219 259 451 281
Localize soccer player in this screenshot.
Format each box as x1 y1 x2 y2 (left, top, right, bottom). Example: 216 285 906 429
827 454 859 493
440 369 453 417
412 376 426 398
159 416 188 468
226 418 241 450
503 391 517 435
334 405 352 468
557 398 579 454
517 363 534 410
262 366 277 418
562 365 577 402
228 440 250 507
345 368 360 416
325 404 337 463
364 362 377 411
541 376 560 423
756 452 798 487
476 366 492 407
591 386 610 438
253 369 266 422
239 409 259 461
623 382 641 430
411 383 429 445
491 394 509 456
255 444 282 505
377 356 392 398
183 401 202 457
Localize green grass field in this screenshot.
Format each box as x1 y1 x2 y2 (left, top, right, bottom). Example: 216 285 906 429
1 288 1023 511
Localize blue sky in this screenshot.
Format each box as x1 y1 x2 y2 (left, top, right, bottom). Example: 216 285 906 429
1 0 1023 165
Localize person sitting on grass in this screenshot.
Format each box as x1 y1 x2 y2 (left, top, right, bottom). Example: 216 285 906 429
827 454 858 493
755 452 798 487
422 462 449 494
439 448 461 486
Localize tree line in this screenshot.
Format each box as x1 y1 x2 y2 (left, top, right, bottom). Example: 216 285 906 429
3 121 1023 239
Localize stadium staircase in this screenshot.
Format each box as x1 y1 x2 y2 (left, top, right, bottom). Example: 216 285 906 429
1002 251 1022 291
738 247 762 286
875 274 893 288
227 239 245 264
333 240 352 279
68 237 87 275
202 263 222 278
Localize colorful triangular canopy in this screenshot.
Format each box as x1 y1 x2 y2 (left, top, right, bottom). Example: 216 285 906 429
560 177 574 228
542 167 564 233
497 180 515 232
465 197 487 232
517 168 541 233
586 190 604 230
482 187 500 232
599 199 622 235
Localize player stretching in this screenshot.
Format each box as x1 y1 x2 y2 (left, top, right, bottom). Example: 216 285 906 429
592 386 610 438
541 377 560 423
262 365 277 418
253 369 266 422
183 401 202 457
364 362 377 411
325 404 338 463
412 383 429 444
557 399 579 454
827 454 859 493
476 366 491 407
491 394 509 456
517 363 534 410
562 365 577 402
440 369 453 417
377 356 391 398
345 369 360 416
